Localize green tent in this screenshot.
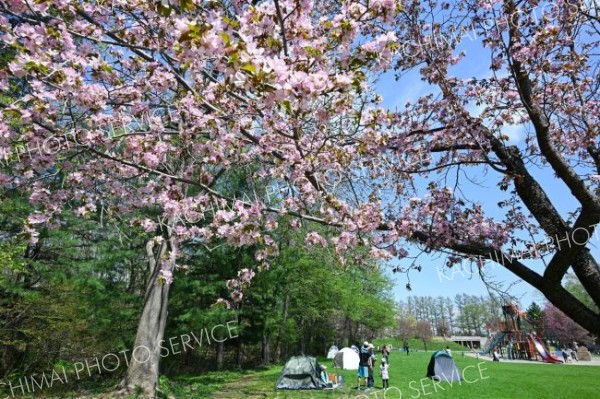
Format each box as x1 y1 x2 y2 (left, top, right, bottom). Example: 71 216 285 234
276 356 327 390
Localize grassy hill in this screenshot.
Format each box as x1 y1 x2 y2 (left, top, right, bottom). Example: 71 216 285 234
372 337 468 352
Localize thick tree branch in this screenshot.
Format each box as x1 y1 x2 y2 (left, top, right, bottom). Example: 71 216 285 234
543 208 599 285
570 251 600 310
395 160 505 174
505 0 600 214
411 230 600 335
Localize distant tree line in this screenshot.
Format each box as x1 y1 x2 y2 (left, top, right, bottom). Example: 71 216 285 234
395 294 504 338
395 293 597 349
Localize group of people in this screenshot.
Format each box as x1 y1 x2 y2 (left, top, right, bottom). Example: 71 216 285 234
357 341 390 391
561 342 579 363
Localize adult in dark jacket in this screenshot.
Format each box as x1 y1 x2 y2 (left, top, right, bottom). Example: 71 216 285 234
357 342 372 390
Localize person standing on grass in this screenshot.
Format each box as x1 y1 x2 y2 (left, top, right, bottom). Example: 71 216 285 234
357 341 372 391
380 358 390 389
381 345 390 364
492 348 500 362
562 348 570 363
368 344 376 388
404 342 410 356
445 346 452 357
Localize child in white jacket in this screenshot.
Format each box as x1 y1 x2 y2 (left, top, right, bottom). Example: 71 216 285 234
380 359 389 389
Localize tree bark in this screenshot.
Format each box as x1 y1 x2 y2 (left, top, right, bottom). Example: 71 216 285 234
570 251 600 309
299 318 306 354
216 331 225 371
120 237 171 397
235 314 243 369
274 293 289 362
343 316 351 347
261 330 271 365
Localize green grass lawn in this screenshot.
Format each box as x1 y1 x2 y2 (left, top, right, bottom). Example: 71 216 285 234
201 351 600 399
372 337 467 352
5 350 599 398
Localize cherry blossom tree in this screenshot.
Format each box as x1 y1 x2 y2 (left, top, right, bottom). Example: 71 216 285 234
384 0 600 339
2 0 600 395
0 0 402 395
544 302 594 346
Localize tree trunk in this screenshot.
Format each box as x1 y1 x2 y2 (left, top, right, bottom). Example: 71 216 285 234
274 293 289 362
216 333 225 371
120 238 171 397
299 318 306 354
236 314 243 369
343 316 351 347
261 331 271 365
571 252 600 309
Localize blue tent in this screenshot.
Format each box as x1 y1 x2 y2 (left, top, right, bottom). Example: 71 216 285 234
426 351 462 382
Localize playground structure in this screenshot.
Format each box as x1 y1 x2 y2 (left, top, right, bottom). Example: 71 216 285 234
527 334 563 363
479 302 562 362
480 302 531 359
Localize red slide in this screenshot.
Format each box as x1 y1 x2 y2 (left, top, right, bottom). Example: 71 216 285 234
527 335 563 363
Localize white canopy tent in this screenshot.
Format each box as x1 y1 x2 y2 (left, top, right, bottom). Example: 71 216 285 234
333 347 360 370
327 345 339 359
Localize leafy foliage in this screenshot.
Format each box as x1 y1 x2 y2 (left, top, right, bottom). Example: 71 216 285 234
525 302 545 336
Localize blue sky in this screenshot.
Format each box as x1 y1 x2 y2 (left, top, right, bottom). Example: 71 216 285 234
373 21 592 309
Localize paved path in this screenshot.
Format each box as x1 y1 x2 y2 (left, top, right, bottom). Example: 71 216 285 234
464 352 600 366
